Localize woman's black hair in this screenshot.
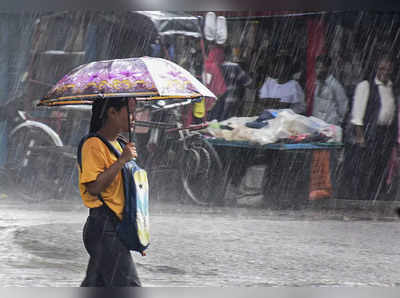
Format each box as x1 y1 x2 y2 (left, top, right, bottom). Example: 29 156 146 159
89 97 127 133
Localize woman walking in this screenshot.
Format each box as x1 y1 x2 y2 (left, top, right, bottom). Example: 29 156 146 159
78 97 142 287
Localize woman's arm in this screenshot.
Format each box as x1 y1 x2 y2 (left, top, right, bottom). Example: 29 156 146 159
85 143 137 196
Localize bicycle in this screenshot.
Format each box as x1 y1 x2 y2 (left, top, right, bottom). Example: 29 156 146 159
5 109 83 202
5 99 224 206
136 100 224 206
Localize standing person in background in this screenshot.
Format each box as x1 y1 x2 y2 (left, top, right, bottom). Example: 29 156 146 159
258 54 306 115
347 53 398 201
220 46 252 120
209 46 253 121
204 45 227 121
313 55 349 127
309 55 349 201
202 12 228 123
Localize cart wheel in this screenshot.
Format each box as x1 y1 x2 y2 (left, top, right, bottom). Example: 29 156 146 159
7 128 60 203
180 136 223 206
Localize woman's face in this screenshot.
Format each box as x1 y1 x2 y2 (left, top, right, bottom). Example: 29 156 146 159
110 99 136 133
376 59 393 84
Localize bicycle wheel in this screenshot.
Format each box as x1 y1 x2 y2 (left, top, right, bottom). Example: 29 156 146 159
144 134 187 202
180 136 224 206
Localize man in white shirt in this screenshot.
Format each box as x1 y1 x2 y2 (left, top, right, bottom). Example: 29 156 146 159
347 54 398 201
313 55 349 126
351 71 396 138
310 55 349 200
258 54 306 115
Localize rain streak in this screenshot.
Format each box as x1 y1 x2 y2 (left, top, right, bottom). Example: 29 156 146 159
0 11 400 287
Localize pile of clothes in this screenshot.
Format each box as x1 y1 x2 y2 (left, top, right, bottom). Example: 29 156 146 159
202 109 342 145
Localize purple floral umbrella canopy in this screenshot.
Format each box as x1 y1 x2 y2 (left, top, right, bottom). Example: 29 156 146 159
38 57 215 106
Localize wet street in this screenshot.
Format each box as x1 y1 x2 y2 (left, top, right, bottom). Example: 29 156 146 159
1 188 400 287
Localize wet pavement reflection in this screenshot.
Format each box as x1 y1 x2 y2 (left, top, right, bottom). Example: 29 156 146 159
0 190 400 287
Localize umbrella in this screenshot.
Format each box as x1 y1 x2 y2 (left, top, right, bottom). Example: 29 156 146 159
37 56 216 141
37 56 215 106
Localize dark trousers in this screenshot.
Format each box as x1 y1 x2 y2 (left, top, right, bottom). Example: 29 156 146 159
343 126 395 200
81 206 141 287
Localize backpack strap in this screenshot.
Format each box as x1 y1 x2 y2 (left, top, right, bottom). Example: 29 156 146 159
95 134 122 158
116 135 128 151
77 133 127 171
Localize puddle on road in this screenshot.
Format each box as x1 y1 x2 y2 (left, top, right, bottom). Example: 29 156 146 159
1 198 400 287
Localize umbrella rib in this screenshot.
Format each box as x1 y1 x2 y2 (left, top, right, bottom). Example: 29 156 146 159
38 93 203 106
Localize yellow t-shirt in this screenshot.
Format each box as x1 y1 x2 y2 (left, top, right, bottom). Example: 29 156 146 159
78 137 125 220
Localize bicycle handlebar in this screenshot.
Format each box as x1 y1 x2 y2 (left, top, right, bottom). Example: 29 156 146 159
135 120 208 132
135 120 177 129
136 98 202 114
166 123 208 133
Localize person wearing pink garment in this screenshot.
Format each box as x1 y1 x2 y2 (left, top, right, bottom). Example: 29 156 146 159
203 45 227 120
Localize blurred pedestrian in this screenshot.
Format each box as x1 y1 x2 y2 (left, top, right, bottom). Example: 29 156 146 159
313 55 349 127
309 55 349 200
346 53 398 200
203 45 227 121
208 46 252 121
258 54 306 114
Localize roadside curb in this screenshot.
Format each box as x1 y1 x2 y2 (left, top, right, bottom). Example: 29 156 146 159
236 194 400 218
308 198 400 215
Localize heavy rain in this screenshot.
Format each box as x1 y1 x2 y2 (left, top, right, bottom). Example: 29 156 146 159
1 10 400 287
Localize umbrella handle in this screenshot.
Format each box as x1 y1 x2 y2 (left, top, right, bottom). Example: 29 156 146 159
126 101 136 144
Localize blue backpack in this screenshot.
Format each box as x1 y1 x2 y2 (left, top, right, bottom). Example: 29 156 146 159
77 133 150 253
